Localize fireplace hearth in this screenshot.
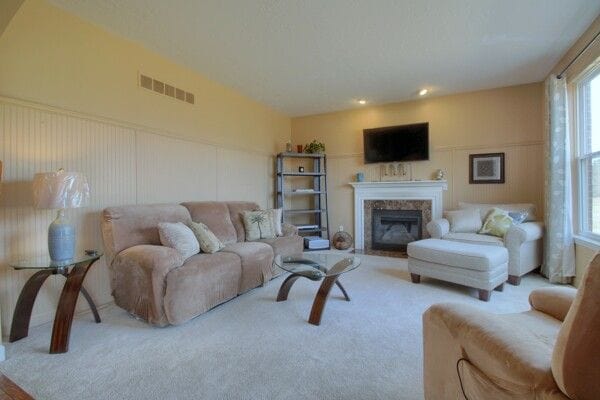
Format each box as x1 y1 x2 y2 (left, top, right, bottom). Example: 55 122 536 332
371 209 422 252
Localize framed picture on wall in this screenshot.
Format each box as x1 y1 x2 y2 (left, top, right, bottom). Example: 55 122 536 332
469 153 505 184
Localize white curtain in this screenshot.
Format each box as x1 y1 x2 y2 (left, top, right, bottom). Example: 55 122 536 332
543 75 575 284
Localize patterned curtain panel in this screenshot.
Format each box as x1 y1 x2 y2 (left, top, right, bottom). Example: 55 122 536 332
543 75 575 284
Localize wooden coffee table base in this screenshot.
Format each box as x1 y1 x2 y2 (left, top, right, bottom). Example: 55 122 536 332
277 273 350 326
10 259 101 354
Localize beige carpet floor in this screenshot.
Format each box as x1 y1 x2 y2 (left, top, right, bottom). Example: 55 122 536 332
0 252 552 400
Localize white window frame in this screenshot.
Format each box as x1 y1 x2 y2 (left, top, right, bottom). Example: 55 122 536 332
576 64 600 242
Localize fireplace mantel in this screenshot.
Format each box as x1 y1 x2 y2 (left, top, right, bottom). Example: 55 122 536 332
349 180 448 250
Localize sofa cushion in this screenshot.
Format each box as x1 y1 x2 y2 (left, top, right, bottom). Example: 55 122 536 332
458 202 537 222
443 232 504 247
257 235 303 257
102 204 192 264
242 210 277 240
222 242 274 293
445 209 482 233
188 221 225 254
407 238 508 272
158 222 199 260
182 202 238 244
226 202 260 242
164 252 242 325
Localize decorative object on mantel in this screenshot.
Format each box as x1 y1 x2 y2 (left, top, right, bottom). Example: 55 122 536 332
381 162 412 181
469 153 505 184
356 172 365 182
332 227 353 250
33 169 90 262
285 142 293 153
304 140 325 154
435 169 445 180
297 144 303 153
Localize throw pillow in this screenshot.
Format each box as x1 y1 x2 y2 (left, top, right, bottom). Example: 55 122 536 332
508 211 528 224
242 210 277 240
187 221 225 254
479 207 514 237
157 222 199 260
446 209 482 233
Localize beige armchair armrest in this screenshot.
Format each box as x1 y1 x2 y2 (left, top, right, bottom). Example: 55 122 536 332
505 221 544 245
425 303 557 390
426 218 449 239
282 222 299 236
529 287 577 322
112 245 184 326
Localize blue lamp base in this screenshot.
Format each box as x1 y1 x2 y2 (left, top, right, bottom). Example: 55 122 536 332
48 209 75 263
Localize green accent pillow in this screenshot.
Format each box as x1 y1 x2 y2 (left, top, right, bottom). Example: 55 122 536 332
242 210 276 240
187 221 224 253
479 207 514 237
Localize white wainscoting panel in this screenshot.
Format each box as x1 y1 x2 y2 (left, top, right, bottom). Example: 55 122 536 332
0 98 276 335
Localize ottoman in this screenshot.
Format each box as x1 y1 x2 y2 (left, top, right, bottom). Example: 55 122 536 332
407 238 508 301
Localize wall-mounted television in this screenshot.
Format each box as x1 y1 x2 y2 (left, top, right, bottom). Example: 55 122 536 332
363 122 429 163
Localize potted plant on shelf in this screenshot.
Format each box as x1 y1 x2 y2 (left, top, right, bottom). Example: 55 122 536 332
304 140 325 154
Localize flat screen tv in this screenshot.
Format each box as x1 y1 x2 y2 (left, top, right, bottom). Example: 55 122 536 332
363 122 429 163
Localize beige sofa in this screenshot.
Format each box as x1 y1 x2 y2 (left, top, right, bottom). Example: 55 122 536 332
426 202 544 285
422 253 600 399
101 201 303 326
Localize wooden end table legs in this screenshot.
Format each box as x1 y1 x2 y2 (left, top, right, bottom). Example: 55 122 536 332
10 260 101 354
9 270 54 342
276 273 350 326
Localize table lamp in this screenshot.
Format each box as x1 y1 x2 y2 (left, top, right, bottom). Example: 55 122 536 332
32 169 90 262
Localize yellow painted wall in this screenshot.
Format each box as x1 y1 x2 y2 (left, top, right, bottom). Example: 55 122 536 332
0 0 290 334
291 83 544 238
0 0 290 153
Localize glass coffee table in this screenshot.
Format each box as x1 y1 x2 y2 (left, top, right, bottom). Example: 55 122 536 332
274 253 361 325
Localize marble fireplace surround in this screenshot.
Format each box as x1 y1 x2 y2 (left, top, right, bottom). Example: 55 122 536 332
349 181 448 251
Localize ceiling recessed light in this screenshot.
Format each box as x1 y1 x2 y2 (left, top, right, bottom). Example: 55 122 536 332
358 99 367 105
419 89 428 96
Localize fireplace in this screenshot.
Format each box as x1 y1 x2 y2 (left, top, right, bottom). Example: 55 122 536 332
371 209 422 252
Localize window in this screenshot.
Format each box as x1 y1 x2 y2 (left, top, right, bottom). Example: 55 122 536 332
577 66 600 239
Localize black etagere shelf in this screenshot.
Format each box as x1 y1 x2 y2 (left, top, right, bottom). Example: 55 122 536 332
276 152 330 250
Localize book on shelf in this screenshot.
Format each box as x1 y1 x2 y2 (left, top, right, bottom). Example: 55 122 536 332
298 225 319 230
293 188 315 192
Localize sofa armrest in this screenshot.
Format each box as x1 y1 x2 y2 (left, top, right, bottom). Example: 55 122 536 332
282 222 299 237
505 221 544 245
426 218 449 239
529 287 577 322
111 245 184 325
424 303 557 390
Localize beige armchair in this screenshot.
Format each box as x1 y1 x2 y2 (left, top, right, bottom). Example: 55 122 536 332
422 253 600 399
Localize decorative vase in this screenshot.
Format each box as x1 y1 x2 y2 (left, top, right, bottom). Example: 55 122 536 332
286 142 293 152
48 209 75 262
297 145 303 153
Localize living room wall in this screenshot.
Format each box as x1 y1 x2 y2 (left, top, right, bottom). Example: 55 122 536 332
291 83 544 239
0 0 290 335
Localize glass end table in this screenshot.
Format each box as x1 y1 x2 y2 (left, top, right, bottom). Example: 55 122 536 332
274 253 361 325
10 253 103 354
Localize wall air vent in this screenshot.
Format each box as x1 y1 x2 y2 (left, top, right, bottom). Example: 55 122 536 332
139 73 195 105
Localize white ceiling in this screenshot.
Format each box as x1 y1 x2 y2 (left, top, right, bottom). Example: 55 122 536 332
49 0 600 117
